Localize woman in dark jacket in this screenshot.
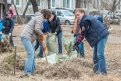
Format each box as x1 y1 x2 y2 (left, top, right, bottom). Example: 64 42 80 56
49 11 62 54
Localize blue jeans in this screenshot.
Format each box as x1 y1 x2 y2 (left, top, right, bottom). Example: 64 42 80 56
34 40 43 58
74 35 85 57
75 42 84 57
93 36 108 74
21 37 36 75
57 32 62 54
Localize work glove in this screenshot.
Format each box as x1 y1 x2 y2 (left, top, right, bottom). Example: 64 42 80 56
47 32 51 36
0 31 2 35
71 30 74 34
54 32 57 35
9 33 12 36
74 33 77 37
3 26 5 29
1 39 4 42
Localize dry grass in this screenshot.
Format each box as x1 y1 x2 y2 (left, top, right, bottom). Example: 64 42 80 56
0 25 121 81
36 58 93 79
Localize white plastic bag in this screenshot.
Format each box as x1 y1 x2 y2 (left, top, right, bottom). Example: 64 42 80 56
41 53 57 64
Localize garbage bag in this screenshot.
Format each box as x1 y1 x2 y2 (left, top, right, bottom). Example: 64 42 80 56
46 34 58 54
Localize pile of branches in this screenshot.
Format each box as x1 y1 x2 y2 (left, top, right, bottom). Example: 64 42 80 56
0 41 13 53
0 54 25 75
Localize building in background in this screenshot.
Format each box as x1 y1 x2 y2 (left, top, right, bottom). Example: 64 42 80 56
50 0 75 10
14 0 75 15
1 0 121 16
13 0 48 15
1 0 120 22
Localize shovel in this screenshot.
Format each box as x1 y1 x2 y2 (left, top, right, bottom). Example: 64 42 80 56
39 35 48 64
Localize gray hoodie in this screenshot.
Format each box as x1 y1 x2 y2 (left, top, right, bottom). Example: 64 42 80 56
20 12 44 42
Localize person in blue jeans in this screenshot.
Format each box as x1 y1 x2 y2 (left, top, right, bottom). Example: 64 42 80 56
49 11 62 54
75 9 109 75
34 19 50 58
20 10 51 76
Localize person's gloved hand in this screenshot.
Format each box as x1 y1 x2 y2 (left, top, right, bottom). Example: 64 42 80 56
3 26 5 29
54 32 57 35
0 31 2 35
1 39 4 42
71 30 74 34
48 33 51 36
9 33 12 36
74 33 77 37
40 35 44 41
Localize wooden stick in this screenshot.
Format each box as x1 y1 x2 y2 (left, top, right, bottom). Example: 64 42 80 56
39 35 48 64
44 49 48 64
13 46 17 75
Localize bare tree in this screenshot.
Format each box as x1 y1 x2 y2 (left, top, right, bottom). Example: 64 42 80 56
101 0 121 25
30 0 38 13
22 0 30 18
48 0 51 9
11 0 23 24
76 0 92 8
102 0 120 12
3 0 9 13
76 0 81 8
111 0 120 12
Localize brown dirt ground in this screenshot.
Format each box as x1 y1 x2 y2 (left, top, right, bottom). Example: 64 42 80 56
0 25 121 81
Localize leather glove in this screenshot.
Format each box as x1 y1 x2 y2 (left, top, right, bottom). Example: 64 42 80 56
54 32 57 35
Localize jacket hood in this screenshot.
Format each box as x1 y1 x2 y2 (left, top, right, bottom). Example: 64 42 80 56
34 12 43 17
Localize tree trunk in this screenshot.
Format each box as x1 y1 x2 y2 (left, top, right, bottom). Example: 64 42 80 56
22 0 30 18
11 0 23 24
30 0 38 13
14 4 23 24
3 0 9 13
76 0 81 8
111 0 120 12
48 0 51 9
112 0 117 12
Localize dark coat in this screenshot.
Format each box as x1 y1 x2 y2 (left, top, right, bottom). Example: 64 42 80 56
2 17 14 34
78 15 109 47
49 16 62 34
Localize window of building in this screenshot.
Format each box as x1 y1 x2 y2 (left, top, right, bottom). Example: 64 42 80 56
7 0 11 4
16 0 19 5
37 0 40 6
51 0 56 8
14 0 21 7
63 0 71 8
